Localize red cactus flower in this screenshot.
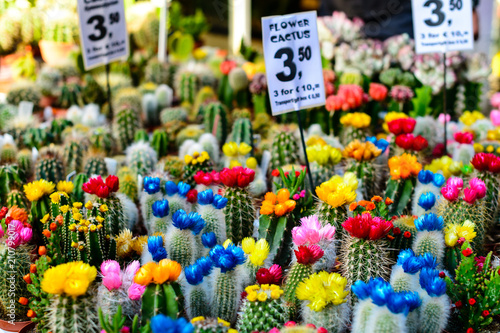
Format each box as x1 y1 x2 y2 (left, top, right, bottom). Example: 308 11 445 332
395 134 414 150
220 167 255 188
295 245 324 265
342 213 393 240
369 83 388 102
454 131 474 144
0 207 7 220
468 298 476 306
105 175 119 192
462 248 473 257
186 189 198 203
194 171 213 186
482 310 490 317
403 231 411 238
412 135 428 151
256 265 282 285
388 118 416 135
220 60 237 75
455 300 463 308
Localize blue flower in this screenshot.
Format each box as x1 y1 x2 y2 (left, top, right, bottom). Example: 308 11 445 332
196 256 213 276
367 136 389 153
404 291 422 312
185 263 203 285
418 192 436 210
172 209 190 229
148 236 167 262
151 315 194 333
210 244 245 273
386 291 410 315
187 212 205 235
201 232 217 248
213 195 228 209
165 181 178 196
432 173 445 187
351 280 370 300
418 170 434 184
144 177 161 194
401 256 423 274
397 249 415 266
198 189 214 205
177 182 191 197
419 267 446 297
368 278 393 306
419 253 438 269
152 200 169 218
414 213 443 231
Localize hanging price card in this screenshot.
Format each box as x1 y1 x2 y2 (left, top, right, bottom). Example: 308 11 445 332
77 0 129 69
262 11 325 115
412 0 473 54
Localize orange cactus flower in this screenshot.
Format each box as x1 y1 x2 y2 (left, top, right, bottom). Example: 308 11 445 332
55 215 64 226
10 206 28 223
164 259 182 282
134 262 156 286
23 274 32 284
365 202 376 211
30 264 37 273
264 192 277 204
42 230 51 238
349 202 358 211
283 200 296 213
274 204 287 217
371 196 383 203
388 154 422 180
358 200 370 207
38 246 47 256
18 297 28 305
27 310 36 318
50 223 57 231
385 197 393 205
276 189 290 204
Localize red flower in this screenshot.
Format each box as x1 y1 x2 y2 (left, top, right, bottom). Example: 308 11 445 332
220 168 237 187
412 135 428 151
105 175 119 192
0 207 7 220
220 167 255 188
474 256 486 272
82 176 105 195
194 171 213 186
393 227 401 235
305 324 317 329
432 143 446 157
457 237 465 246
388 118 416 135
220 60 237 75
441 185 460 202
369 83 388 102
256 265 282 285
187 189 198 203
96 184 110 199
468 298 476 306
463 188 478 204
482 310 490 317
294 245 324 265
395 134 414 150
439 271 445 278
342 213 393 240
454 131 474 144
455 300 463 308
317 327 328 333
325 95 345 112
462 248 473 257
471 153 495 172
403 231 411 238
467 328 475 333
489 157 500 173
211 171 221 184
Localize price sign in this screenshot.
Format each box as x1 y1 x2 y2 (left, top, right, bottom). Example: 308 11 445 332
262 11 325 115
77 0 129 70
412 0 473 54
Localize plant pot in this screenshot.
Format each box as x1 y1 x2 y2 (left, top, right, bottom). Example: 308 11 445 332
0 319 35 332
38 40 75 66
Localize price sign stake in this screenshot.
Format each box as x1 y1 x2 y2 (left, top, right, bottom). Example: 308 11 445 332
262 11 326 192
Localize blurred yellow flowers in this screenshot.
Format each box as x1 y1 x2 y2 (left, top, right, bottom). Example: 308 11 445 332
315 173 358 208
340 112 371 129
296 271 349 311
185 151 210 165
343 140 382 161
242 238 270 266
24 179 55 202
41 262 97 297
245 284 284 302
306 144 342 166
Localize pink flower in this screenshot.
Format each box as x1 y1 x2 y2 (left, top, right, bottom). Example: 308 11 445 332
123 261 141 284
438 113 451 124
446 177 464 190
490 110 500 126
7 232 21 248
8 220 23 233
490 92 500 109
20 228 32 244
128 283 146 300
102 272 123 291
101 260 121 276
0 225 3 238
292 215 335 246
463 188 478 204
269 328 281 333
441 186 460 202
469 178 486 199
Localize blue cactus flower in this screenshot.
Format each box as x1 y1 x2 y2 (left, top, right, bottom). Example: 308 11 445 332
367 136 389 153
418 192 436 210
213 195 228 209
165 181 179 196
210 244 245 273
351 280 370 300
198 189 214 205
432 173 445 187
201 232 217 248
152 199 170 218
404 291 422 312
419 267 447 297
177 182 191 197
151 315 194 333
148 236 167 262
414 213 444 231
195 256 213 276
419 252 438 269
401 255 423 274
187 212 205 235
144 177 161 194
418 170 434 184
369 278 393 306
386 291 410 315
397 249 415 265
185 263 204 285
172 209 190 229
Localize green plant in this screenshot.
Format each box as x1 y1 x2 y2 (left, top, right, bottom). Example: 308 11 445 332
410 86 433 117
64 141 85 173
151 129 169 158
99 305 148 333
84 155 108 177
126 142 158 176
113 107 141 152
6 82 41 107
35 147 66 183
201 102 228 144
269 131 300 172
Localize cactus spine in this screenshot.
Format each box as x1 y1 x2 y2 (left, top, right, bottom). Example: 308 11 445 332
113 107 141 152
46 294 100 333
229 116 253 146
165 210 205 267
84 156 108 177
126 141 158 176
270 131 300 172
35 148 66 183
202 102 228 144
223 185 255 245
389 215 417 258
151 129 169 158
64 141 85 173
141 281 183 323
177 72 199 104
16 149 32 178
211 270 241 323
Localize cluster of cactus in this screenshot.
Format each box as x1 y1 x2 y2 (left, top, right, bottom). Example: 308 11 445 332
35 147 66 183
113 107 142 152
160 107 188 124
269 131 300 172
6 82 41 106
144 59 176 86
165 210 205 267
229 113 253 146
63 141 85 173
201 102 229 145
91 127 115 155
176 72 200 104
151 129 169 158
126 141 158 176
84 155 108 177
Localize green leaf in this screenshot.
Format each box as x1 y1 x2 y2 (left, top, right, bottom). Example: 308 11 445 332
410 86 433 117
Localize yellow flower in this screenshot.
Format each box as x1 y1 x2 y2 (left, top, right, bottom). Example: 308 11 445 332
50 192 61 204
296 272 349 311
41 262 96 296
40 214 50 224
473 143 484 153
217 318 230 327
238 142 252 156
241 238 256 254
60 205 70 213
24 180 55 201
444 220 476 247
96 216 104 223
261 284 270 290
459 110 484 126
229 160 242 168
271 290 282 299
85 201 93 210
191 316 205 323
257 292 268 302
223 239 233 249
73 202 83 209
245 285 260 294
249 239 269 266
73 212 82 221
193 48 207 60
340 112 371 128
246 157 257 169
487 145 494 153
247 291 257 302
100 204 108 212
57 181 74 194
223 142 239 157
184 155 193 164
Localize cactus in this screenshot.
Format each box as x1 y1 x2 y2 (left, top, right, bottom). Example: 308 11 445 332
176 72 199 104
155 84 173 110
113 107 141 152
23 127 52 150
64 141 85 173
6 189 28 209
412 213 445 263
113 87 142 113
151 129 169 159
229 116 253 146
134 129 150 143
142 93 159 127
183 152 212 187
35 147 66 183
0 143 17 164
84 156 108 177
46 293 100 333
91 127 115 155
126 141 158 176
183 257 213 319
269 131 300 172
141 177 163 234
176 125 204 147
197 190 227 245
82 74 106 105
118 167 138 202
6 82 41 106
344 155 382 201
418 268 450 333
388 215 417 259
0 10 21 55
221 167 256 244
412 170 445 217
165 210 205 267
72 173 89 203
301 304 348 333
160 107 188 124
200 102 228 144
163 156 184 181
0 244 32 321
237 284 289 333
144 59 174 85
192 317 232 333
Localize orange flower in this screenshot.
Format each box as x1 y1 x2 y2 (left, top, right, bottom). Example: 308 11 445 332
163 259 181 282
27 310 36 318
134 262 156 286
264 192 277 204
365 202 376 211
18 297 28 305
274 204 287 217
55 215 64 226
349 202 358 211
42 230 51 238
153 261 170 284
343 140 381 161
30 264 37 273
23 274 32 284
385 198 393 205
38 246 47 256
284 200 296 213
388 154 422 180
276 189 290 203
260 202 275 215
358 200 370 207
10 206 28 223
50 223 57 231
371 196 383 203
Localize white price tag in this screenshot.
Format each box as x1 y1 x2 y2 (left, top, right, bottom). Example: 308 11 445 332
77 0 129 70
412 0 473 54
262 11 325 116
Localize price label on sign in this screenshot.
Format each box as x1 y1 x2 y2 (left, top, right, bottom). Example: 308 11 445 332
412 0 473 54
262 11 325 115
77 0 129 70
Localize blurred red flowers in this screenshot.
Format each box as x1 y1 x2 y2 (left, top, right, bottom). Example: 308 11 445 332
294 245 324 265
220 167 255 188
388 118 416 135
83 175 119 199
342 213 393 240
